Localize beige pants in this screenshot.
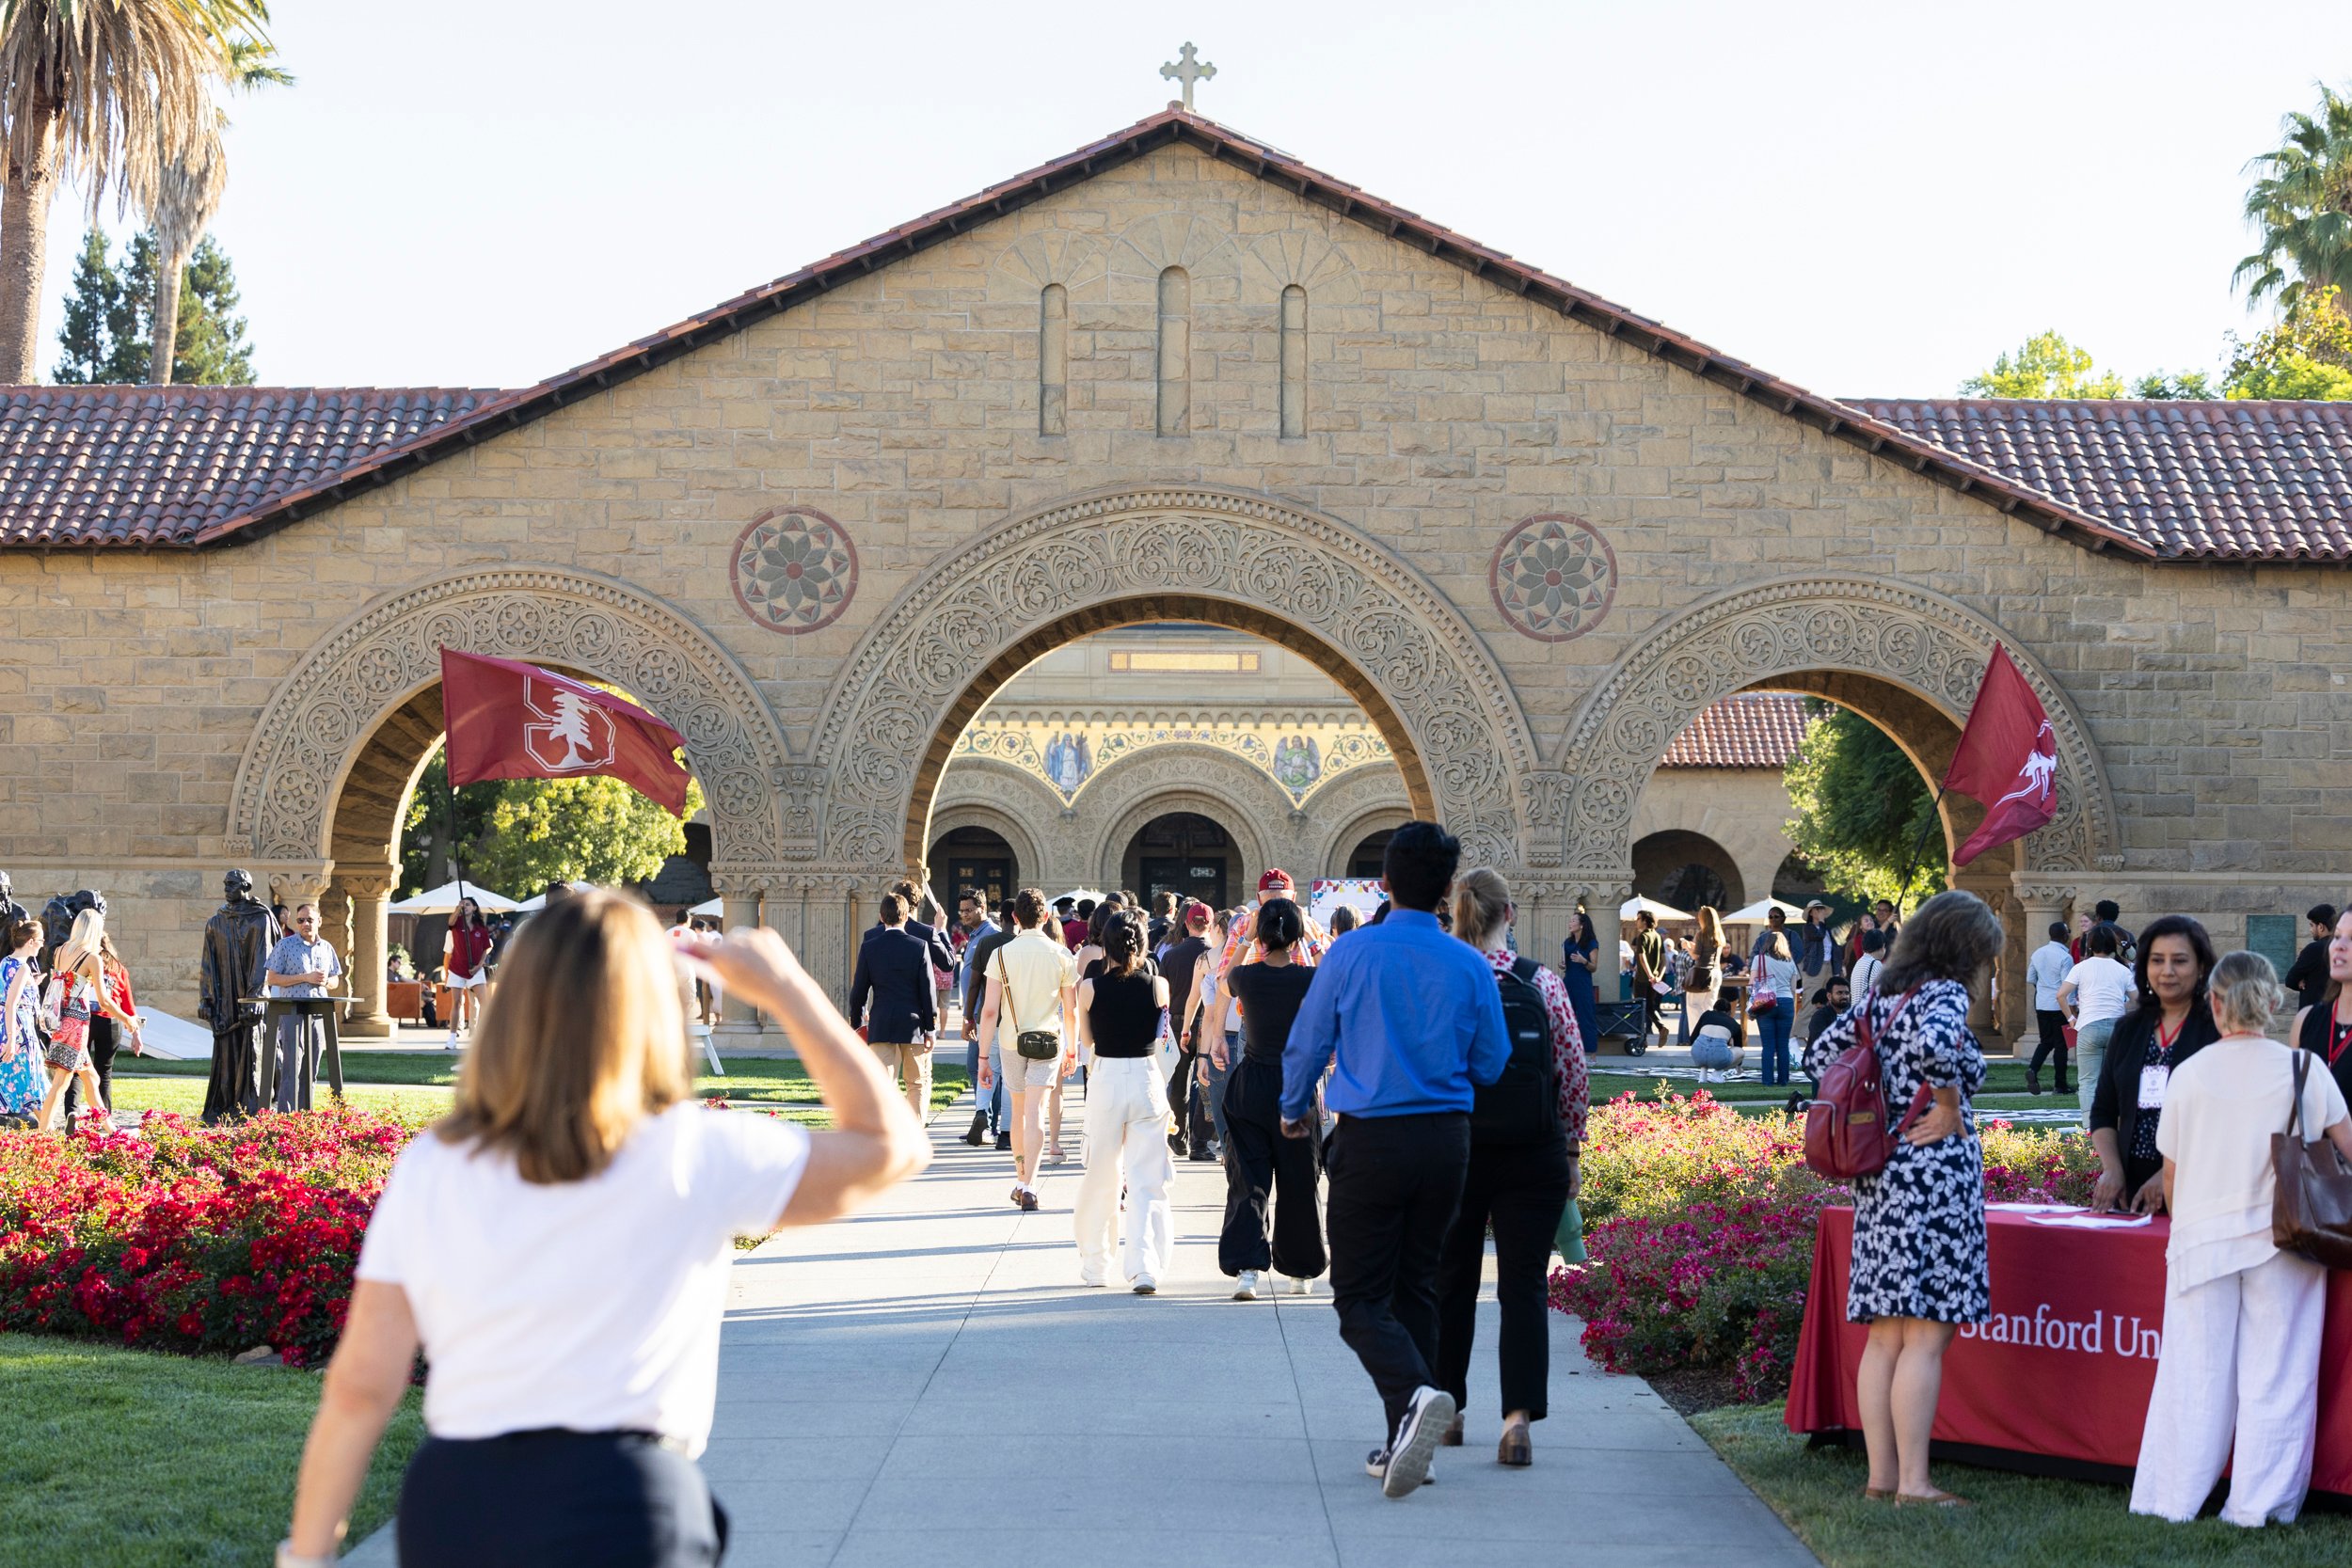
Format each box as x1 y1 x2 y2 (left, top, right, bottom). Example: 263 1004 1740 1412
868 1040 932 1121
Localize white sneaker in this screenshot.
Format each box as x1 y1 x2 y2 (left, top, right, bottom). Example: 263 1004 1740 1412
1233 1270 1262 1301
1381 1386 1455 1498
1282 1274 1311 1295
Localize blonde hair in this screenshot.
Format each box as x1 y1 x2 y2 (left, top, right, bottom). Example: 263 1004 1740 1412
2209 950 2288 1037
56 909 106 986
1451 867 1511 950
437 888 689 1184
1696 906 1724 946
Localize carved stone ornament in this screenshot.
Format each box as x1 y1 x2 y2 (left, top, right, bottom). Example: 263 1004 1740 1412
730 506 859 635
230 567 793 864
1490 515 1616 642
812 486 1540 873
2010 883 2081 910
1549 577 2122 880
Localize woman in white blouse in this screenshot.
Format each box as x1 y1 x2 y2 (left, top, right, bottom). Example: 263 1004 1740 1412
2130 950 2352 1528
281 890 929 1567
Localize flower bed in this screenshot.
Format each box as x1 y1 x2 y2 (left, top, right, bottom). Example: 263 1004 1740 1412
1553 1088 2101 1402
0 1107 421 1368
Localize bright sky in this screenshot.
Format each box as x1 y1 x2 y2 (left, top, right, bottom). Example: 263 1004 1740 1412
33 1 2352 397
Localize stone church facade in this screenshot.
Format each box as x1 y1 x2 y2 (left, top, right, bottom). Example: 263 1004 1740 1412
3 107 2349 1047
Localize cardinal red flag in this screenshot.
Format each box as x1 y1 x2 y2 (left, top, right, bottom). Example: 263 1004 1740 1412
1942 644 2058 867
438 648 691 815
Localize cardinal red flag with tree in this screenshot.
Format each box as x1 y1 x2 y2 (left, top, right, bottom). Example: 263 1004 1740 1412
438 648 691 815
1942 644 2058 867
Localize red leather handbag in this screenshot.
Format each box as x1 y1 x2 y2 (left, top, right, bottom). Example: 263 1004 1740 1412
1804 989 1927 1180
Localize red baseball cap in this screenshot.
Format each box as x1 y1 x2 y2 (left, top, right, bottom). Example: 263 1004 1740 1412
1184 902 1212 929
1258 868 1294 894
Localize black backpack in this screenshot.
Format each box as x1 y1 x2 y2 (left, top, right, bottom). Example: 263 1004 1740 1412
1472 957 1559 1145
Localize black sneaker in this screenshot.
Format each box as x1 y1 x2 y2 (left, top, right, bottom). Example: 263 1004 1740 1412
994 1132 1011 1151
1381 1386 1454 1498
961 1111 988 1147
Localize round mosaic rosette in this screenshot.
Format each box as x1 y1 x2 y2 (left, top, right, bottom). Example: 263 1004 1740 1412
1489 514 1616 641
731 507 858 634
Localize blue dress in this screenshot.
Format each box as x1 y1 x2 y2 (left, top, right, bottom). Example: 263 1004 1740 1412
1561 932 1599 1056
0 956 42 1116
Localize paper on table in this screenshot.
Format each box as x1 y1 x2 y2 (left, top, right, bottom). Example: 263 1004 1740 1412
2024 1212 2154 1229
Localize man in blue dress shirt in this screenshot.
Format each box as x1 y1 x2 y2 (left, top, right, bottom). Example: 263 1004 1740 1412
1281 821 1508 1498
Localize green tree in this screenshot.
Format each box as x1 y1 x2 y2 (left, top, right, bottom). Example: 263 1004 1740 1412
49 228 116 383
1783 704 1947 907
2224 285 2352 400
1961 330 2128 398
47 229 253 384
2130 370 2217 399
2233 82 2352 320
398 752 704 900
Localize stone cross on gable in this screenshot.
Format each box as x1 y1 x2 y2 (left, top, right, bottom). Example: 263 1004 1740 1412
1160 42 1216 111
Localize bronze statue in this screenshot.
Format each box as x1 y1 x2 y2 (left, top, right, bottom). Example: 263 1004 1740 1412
199 869 279 1124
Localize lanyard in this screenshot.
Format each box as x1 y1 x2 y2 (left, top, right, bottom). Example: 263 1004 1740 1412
2329 1009 2352 1069
2153 1015 2185 1064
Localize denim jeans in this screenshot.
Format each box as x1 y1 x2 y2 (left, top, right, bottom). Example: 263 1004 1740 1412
965 1032 1003 1131
2075 1017 2114 1126
1756 1006 1793 1086
1205 1033 1239 1154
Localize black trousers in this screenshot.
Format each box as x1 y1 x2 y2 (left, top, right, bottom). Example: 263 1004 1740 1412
1168 1045 1213 1154
1639 989 1667 1040
2029 1009 2072 1086
400 1430 727 1567
1325 1110 1470 1441
1435 1134 1573 1422
61 1015 116 1122
1218 1056 1327 1278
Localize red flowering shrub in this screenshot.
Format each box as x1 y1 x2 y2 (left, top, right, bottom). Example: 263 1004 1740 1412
0 1106 420 1367
1553 1089 2100 1401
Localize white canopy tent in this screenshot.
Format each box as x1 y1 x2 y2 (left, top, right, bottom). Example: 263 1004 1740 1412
690 895 723 917
1617 895 1692 924
389 881 521 916
1722 897 1808 927
1054 888 1107 908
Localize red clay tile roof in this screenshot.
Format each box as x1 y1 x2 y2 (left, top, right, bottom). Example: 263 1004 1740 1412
1847 399 2352 562
0 109 2338 562
1661 693 1813 768
0 387 499 547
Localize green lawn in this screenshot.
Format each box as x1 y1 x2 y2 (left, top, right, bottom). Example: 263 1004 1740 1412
1692 1402 2352 1566
0 1334 421 1567
112 1055 971 1130
1591 1060 2079 1122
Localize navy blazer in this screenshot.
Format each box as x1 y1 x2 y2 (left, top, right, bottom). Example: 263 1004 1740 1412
850 927 939 1044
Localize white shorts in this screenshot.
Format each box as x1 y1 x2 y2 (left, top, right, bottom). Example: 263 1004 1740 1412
996 1041 1062 1090
445 972 485 990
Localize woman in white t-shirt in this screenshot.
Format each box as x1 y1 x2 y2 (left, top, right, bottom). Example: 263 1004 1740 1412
281 891 928 1568
2058 921 2135 1123
2130 951 2352 1528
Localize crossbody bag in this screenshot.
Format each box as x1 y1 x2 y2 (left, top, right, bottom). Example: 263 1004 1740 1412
994 950 1060 1061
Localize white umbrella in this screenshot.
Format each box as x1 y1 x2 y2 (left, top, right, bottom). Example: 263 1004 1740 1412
389 880 520 915
1723 897 1808 925
513 893 548 912
1618 895 1692 923
690 895 723 917
1055 888 1106 907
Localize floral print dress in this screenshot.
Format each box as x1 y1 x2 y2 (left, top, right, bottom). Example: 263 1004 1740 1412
0 956 42 1115
1803 977 1989 1324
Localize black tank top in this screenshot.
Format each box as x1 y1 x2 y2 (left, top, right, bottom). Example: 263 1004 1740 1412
2297 1000 2352 1115
1087 968 1163 1058
1228 961 1316 1065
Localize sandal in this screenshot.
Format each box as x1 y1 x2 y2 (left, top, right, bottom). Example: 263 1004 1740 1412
1863 1486 1895 1501
1892 1489 1971 1507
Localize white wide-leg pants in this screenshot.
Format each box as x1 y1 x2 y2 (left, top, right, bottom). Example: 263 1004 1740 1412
1073 1054 1175 1286
2130 1247 2327 1527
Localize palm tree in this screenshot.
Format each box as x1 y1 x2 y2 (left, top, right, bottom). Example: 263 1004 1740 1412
0 0 266 385
2234 82 2352 321
145 35 283 384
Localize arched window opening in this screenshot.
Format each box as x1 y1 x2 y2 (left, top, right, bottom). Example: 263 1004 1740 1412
1156 266 1190 436
1279 284 1306 438
1039 283 1068 437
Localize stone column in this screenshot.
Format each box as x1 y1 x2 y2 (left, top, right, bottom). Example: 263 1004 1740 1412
2009 879 2078 1044
339 868 399 1038
1952 868 2014 1047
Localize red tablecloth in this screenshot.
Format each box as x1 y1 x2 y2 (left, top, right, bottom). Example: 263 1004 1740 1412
1785 1205 2352 1495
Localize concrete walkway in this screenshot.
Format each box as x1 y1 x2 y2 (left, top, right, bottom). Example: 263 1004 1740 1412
694 1088 1821 1568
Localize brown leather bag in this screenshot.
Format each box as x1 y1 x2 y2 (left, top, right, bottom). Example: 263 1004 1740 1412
2271 1050 2352 1270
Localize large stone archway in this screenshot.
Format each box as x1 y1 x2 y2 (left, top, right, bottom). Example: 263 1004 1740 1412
230 567 795 1037
231 566 792 868
808 486 1541 880
1553 576 2122 1035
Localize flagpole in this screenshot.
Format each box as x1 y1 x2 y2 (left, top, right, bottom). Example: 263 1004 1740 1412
1887 784 1948 920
